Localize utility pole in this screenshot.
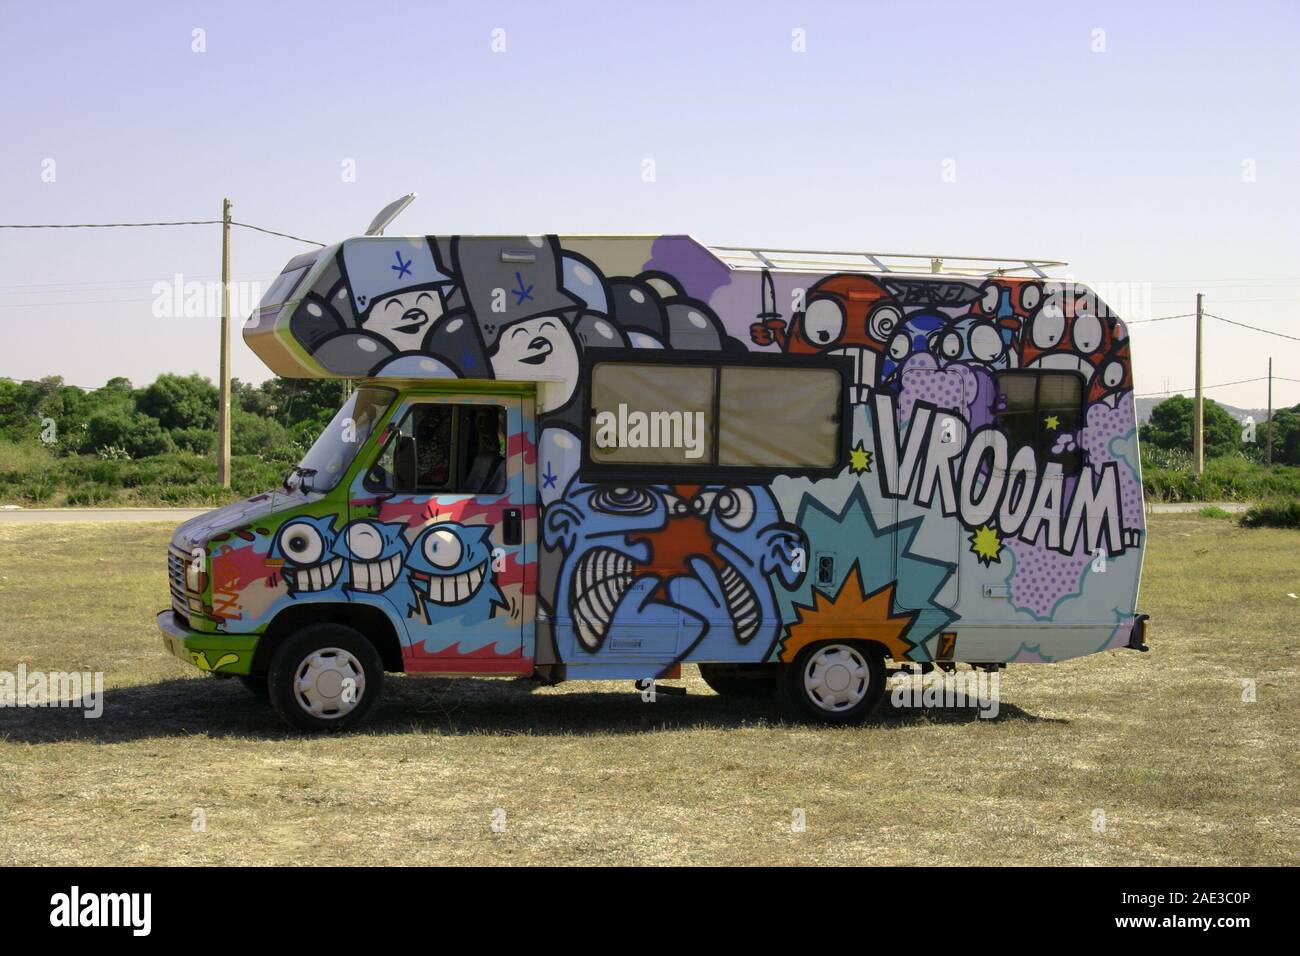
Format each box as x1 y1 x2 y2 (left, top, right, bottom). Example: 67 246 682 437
1193 292 1204 475
217 197 232 488
1267 357 1273 465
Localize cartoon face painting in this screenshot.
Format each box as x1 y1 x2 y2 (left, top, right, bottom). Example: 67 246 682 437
544 481 806 658
363 288 446 353
1087 336 1132 407
1019 284 1117 376
931 315 1017 371
271 515 343 594
405 522 505 624
489 315 582 408
783 275 901 402
331 519 408 593
881 311 948 387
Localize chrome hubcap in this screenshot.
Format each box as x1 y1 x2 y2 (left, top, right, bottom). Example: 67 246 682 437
293 647 365 719
803 645 870 712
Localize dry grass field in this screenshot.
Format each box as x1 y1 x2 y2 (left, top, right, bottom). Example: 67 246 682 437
0 514 1295 866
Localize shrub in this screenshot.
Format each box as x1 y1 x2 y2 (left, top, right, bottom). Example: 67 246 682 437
231 409 293 458
86 411 174 459
65 483 119 507
171 427 217 455
1239 499 1300 529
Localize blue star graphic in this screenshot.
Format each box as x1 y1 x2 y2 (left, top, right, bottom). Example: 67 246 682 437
512 271 535 306
542 462 557 489
392 250 413 279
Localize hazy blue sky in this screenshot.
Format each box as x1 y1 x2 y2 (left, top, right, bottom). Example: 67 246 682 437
1 0 1297 409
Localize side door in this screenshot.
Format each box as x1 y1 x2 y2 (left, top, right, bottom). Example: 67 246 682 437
348 393 534 672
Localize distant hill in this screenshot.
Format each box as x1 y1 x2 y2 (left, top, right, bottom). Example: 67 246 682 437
1135 396 1272 425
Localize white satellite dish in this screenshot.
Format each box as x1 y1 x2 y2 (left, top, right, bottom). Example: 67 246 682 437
364 193 417 237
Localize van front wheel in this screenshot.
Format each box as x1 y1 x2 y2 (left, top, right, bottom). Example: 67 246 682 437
779 641 885 725
267 623 384 732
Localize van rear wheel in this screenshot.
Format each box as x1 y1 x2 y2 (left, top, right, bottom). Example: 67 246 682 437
779 641 885 725
267 623 383 732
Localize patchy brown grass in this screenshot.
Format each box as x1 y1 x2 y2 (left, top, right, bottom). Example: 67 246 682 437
0 516 1295 866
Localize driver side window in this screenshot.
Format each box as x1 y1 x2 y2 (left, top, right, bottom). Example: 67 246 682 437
365 403 506 495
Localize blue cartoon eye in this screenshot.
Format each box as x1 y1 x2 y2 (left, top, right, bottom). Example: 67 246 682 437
422 529 463 569
346 522 384 560
715 488 755 530
280 522 323 564
591 487 657 516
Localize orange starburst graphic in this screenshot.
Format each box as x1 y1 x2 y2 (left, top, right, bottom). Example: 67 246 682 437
778 562 919 663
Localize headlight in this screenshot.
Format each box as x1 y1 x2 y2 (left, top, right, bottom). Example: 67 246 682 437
185 560 203 592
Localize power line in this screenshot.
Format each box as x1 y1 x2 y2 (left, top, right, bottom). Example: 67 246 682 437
0 218 324 246
1129 310 1300 344
1128 312 1197 325
1206 312 1300 344
230 221 325 247
0 219 222 229
1135 376 1269 398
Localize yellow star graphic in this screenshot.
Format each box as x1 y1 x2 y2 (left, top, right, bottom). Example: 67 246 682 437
1044 414 1061 430
848 441 872 475
968 524 1004 566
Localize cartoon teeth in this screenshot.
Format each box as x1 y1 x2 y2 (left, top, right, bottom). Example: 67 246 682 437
719 561 760 642
349 553 403 592
829 346 876 403
284 557 344 593
572 547 637 649
411 561 487 605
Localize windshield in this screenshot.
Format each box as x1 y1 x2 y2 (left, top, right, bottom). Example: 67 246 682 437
291 386 396 493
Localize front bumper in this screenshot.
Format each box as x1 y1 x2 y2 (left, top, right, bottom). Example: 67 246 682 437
157 610 258 675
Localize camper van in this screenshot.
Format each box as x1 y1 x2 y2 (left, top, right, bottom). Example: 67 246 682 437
158 233 1149 730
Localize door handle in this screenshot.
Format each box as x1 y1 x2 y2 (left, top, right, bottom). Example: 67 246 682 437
502 508 522 545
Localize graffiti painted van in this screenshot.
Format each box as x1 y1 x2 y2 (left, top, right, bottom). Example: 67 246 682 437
158 235 1149 730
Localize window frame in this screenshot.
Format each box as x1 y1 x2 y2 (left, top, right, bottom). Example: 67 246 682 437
993 368 1087 477
580 349 852 482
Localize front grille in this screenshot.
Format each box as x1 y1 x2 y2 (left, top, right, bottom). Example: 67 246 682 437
167 544 190 620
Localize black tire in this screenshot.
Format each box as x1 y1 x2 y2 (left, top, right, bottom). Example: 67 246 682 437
698 663 778 699
236 674 269 698
779 641 886 725
267 623 384 732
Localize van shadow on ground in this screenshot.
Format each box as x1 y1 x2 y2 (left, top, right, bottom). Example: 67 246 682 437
0 674 1063 744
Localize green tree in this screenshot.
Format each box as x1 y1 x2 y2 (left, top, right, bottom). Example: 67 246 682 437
231 408 294 458
137 373 218 432
86 410 174 458
1256 404 1300 466
1140 395 1241 458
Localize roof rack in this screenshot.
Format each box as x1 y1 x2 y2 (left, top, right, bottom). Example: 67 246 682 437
708 245 1067 278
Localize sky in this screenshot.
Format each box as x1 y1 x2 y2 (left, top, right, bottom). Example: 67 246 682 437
1 0 1297 410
